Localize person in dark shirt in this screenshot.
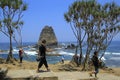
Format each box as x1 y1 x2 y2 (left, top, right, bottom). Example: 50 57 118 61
90 51 99 77
37 39 50 72
19 48 23 63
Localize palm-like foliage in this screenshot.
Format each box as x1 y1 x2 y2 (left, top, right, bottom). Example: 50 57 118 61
91 2 120 56
0 0 27 62
64 0 120 70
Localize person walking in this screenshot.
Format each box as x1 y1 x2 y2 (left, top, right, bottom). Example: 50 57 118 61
90 51 99 77
37 39 50 72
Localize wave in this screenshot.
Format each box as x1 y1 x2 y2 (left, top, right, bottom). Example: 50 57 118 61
9 48 75 56
54 48 63 50
110 57 120 60
100 57 106 61
11 48 19 54
111 52 120 55
57 51 74 56
105 52 120 55
24 51 37 55
104 52 112 55
47 50 74 56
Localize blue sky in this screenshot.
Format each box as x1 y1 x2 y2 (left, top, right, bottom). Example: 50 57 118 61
0 0 120 42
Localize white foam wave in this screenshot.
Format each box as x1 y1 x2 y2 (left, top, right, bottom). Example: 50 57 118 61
11 49 75 56
105 52 120 55
24 51 37 55
100 57 106 61
12 48 38 55
110 57 120 60
47 51 58 54
58 51 74 56
47 51 74 56
54 48 62 50
104 52 112 55
111 52 120 55
13 49 19 52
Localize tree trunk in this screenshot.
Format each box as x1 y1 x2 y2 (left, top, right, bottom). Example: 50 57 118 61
79 52 82 65
78 40 83 65
6 32 13 63
82 53 89 71
79 41 83 65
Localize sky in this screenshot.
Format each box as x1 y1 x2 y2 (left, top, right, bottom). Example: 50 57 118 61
0 0 120 43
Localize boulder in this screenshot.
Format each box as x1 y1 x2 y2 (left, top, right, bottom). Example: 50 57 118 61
0 68 8 80
38 26 58 46
0 58 5 63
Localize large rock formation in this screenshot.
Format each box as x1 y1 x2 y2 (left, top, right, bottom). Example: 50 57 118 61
38 26 58 46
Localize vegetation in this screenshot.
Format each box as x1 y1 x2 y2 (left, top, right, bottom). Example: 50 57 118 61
64 0 120 70
0 0 27 63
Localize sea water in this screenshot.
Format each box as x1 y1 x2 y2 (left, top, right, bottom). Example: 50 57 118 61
0 41 120 67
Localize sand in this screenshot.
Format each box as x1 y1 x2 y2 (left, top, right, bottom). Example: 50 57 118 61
0 60 120 80
0 60 120 75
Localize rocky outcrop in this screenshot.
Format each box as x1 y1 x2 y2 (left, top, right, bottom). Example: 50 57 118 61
0 68 8 80
38 26 58 46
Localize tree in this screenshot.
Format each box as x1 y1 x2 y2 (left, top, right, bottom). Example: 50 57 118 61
93 2 120 59
0 0 27 62
64 0 120 70
64 0 98 68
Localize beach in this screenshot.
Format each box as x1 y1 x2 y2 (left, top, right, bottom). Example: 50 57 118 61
0 60 120 80
1 0 120 79
0 41 120 80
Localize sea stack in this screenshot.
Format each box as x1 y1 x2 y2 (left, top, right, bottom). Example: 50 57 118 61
38 26 58 46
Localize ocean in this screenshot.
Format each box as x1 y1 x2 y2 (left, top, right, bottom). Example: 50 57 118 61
0 41 120 68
